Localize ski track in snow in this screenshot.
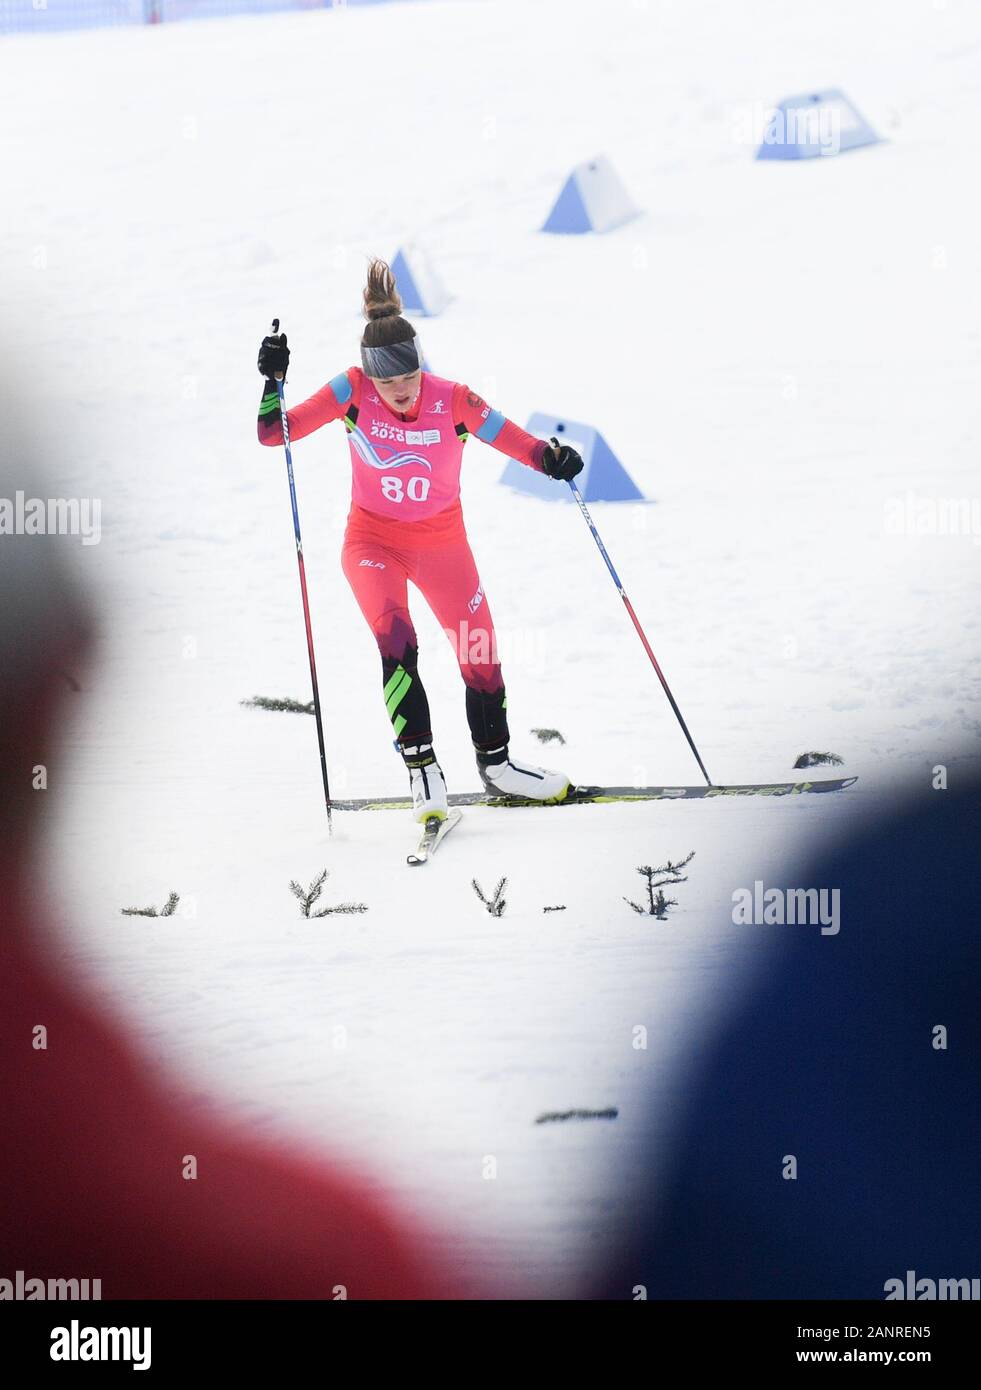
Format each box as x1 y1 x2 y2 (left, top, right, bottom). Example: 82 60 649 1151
4 0 980 1295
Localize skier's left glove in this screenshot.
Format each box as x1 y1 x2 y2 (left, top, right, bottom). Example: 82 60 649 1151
541 436 584 482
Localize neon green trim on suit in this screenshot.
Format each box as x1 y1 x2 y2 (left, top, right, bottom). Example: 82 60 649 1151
385 668 412 721
384 665 408 703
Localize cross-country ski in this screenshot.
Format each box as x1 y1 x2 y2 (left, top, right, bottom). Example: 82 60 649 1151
407 809 463 865
336 777 859 812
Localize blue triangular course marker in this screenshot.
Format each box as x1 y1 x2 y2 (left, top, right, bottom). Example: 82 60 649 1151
756 88 880 160
544 176 591 234
390 245 450 316
499 413 644 502
542 155 641 234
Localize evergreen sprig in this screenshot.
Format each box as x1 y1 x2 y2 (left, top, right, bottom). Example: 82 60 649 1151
242 695 316 715
535 1108 618 1124
624 852 695 918
122 891 180 918
289 869 367 917
793 750 844 768
472 877 508 916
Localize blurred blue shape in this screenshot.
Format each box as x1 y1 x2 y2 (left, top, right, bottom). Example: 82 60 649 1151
599 779 981 1298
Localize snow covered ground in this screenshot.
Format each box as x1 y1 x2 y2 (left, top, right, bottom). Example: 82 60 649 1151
3 0 980 1296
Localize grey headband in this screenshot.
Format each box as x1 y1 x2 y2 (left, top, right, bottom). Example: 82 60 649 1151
360 335 421 378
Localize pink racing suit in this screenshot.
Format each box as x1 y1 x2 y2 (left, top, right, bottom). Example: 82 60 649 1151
258 366 550 750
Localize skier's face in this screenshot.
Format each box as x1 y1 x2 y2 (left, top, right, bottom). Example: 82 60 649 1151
373 370 421 414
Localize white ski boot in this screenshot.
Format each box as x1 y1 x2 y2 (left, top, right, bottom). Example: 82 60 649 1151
476 744 572 802
402 743 449 823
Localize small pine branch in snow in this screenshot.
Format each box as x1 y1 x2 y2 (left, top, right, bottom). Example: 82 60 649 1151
122 891 180 918
289 870 367 918
289 870 327 916
472 877 507 916
624 852 695 919
793 750 844 769
543 905 566 913
536 1108 618 1124
531 727 566 745
242 695 315 715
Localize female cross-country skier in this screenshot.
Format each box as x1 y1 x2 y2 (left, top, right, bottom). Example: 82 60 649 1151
256 258 584 824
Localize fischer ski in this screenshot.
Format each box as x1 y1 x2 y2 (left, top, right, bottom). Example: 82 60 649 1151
407 809 462 865
336 777 859 812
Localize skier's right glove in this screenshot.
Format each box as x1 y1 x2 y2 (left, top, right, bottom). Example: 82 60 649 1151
257 331 290 382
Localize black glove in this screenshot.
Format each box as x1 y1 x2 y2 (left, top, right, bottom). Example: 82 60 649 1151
542 435 584 481
258 330 289 381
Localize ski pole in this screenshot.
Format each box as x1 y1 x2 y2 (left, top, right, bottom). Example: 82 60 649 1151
552 437 713 787
271 318 333 829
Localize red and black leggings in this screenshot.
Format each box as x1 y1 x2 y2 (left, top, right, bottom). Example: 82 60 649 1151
341 499 509 752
